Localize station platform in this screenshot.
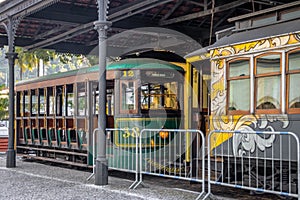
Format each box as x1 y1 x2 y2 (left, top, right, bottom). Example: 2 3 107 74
0 154 244 200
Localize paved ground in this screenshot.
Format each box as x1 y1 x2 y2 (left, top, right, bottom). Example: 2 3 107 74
0 154 213 200
0 154 280 200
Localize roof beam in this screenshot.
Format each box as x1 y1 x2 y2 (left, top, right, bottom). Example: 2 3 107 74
151 5 165 19
161 0 184 20
188 0 211 8
33 25 68 41
213 9 235 29
0 0 60 23
160 0 249 25
25 17 80 27
228 1 300 22
20 20 29 37
24 0 173 50
24 21 95 50
110 0 173 22
253 0 275 6
109 0 173 21
254 0 284 6
109 0 165 19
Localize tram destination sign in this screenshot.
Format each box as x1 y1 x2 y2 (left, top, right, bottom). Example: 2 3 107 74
144 70 176 79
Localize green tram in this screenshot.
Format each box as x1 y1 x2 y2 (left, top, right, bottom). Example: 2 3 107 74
15 53 199 168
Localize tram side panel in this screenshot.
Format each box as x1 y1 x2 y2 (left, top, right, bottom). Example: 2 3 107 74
207 33 300 160
15 71 100 166
197 30 300 194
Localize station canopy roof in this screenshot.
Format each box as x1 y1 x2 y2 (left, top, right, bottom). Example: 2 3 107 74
0 0 299 57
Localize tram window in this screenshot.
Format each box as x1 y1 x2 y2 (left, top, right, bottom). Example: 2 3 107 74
47 87 55 115
141 82 179 110
227 59 250 113
141 85 150 109
120 80 137 114
92 86 113 115
56 86 64 116
19 92 24 117
24 91 30 116
39 88 45 115
107 89 114 116
66 84 74 116
92 83 98 115
255 54 281 113
77 83 86 116
31 90 38 115
288 51 300 112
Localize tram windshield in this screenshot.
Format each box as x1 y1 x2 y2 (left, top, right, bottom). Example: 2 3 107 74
140 82 179 110
140 69 181 111
118 68 182 115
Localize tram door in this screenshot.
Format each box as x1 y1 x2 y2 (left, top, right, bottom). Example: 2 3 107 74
192 59 211 135
106 81 115 128
90 81 115 132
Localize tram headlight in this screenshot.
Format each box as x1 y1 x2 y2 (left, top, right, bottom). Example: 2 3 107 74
159 131 169 139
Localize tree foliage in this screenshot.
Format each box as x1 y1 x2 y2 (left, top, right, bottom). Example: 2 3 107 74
1 46 98 83
0 97 8 120
0 85 8 120
0 48 8 86
15 47 93 80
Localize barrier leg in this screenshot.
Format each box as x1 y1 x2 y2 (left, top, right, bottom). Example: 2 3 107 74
87 170 95 181
130 129 145 189
86 129 97 181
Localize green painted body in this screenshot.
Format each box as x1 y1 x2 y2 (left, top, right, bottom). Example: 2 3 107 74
114 116 180 147
106 116 181 170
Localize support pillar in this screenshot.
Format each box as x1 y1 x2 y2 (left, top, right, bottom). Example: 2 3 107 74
94 0 111 186
6 52 17 168
3 16 20 168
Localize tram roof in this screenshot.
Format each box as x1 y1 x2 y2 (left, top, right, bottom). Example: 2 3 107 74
107 58 184 72
16 58 183 86
15 65 99 86
186 6 300 59
208 19 300 50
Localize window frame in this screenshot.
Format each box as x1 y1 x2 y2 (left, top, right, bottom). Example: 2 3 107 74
286 49 300 114
227 58 251 115
119 79 138 114
254 52 282 114
38 88 46 116
76 82 87 116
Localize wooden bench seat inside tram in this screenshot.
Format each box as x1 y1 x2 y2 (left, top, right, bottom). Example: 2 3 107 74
57 128 68 148
67 128 78 149
48 127 57 147
39 127 48 146
32 127 40 145
24 126 32 145
39 126 86 150
77 129 87 150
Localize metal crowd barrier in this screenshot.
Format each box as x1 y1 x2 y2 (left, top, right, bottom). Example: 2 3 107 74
87 128 138 183
204 130 300 200
86 128 99 181
106 128 139 174
130 129 206 199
